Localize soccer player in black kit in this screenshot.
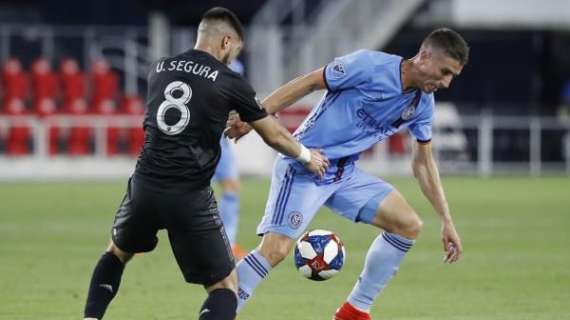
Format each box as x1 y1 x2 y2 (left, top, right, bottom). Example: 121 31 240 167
83 7 329 320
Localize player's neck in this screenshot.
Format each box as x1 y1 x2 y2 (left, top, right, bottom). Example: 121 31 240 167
400 59 419 92
194 42 223 62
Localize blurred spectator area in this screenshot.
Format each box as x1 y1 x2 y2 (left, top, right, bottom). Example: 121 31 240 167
0 57 145 157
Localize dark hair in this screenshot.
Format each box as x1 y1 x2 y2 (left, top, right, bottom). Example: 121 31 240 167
422 28 469 65
202 7 245 40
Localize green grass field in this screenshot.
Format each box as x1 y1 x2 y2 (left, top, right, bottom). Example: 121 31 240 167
1 177 569 320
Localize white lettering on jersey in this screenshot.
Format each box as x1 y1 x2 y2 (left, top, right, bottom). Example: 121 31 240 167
156 59 219 82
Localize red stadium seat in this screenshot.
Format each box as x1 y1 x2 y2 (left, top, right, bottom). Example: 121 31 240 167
121 96 145 156
90 59 119 114
59 58 87 113
31 58 60 116
65 99 93 156
278 107 310 133
2 58 29 105
388 133 408 156
4 98 32 156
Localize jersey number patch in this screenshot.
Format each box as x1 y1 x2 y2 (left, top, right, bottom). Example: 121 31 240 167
156 81 192 135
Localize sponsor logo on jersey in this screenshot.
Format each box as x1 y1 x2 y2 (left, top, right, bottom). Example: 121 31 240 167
356 108 395 136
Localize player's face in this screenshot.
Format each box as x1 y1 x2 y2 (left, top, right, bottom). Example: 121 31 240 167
417 49 463 93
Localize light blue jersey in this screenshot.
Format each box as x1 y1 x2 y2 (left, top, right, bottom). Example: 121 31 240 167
257 50 436 239
295 50 433 161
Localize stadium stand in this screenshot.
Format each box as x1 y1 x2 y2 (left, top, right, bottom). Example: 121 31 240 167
0 56 143 157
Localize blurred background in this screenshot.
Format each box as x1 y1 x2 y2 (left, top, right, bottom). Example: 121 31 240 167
1 1 569 320
0 0 569 180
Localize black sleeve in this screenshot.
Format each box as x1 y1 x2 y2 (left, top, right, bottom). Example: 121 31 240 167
221 78 267 123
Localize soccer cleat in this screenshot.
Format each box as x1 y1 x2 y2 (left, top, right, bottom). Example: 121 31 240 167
232 244 247 260
333 302 372 320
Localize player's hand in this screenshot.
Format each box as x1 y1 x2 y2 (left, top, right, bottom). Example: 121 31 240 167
224 111 252 142
441 220 462 264
303 149 329 178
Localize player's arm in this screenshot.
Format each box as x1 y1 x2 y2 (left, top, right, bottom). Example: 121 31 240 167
249 115 329 177
412 141 462 263
262 67 326 114
225 68 326 140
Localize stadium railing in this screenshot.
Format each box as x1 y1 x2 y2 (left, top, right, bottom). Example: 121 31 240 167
0 113 569 180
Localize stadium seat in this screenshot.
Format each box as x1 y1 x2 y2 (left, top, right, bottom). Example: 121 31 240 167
4 99 32 156
59 58 87 113
65 99 93 156
1 58 29 106
279 108 310 133
388 133 407 156
31 58 59 116
121 96 145 156
90 59 118 114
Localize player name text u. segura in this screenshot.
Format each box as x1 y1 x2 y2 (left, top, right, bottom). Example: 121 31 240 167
156 59 219 82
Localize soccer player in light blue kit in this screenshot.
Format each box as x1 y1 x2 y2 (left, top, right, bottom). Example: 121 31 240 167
227 28 469 319
214 59 248 258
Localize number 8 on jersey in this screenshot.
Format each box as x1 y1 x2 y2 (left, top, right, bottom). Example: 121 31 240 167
156 80 192 135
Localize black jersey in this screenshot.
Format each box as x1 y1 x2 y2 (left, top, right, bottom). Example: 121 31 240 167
134 49 267 192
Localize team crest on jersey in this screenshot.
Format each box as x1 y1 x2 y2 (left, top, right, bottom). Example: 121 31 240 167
330 62 346 78
401 104 416 120
288 211 303 229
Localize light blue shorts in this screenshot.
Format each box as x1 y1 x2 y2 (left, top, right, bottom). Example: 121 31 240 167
213 137 239 182
256 157 394 239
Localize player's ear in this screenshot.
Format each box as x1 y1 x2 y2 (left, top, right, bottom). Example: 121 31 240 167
222 35 231 50
419 49 431 62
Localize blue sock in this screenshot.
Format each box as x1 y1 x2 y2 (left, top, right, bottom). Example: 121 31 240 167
236 250 272 313
347 232 414 311
219 191 240 245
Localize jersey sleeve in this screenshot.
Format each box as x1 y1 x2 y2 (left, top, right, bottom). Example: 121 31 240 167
324 50 371 92
408 96 434 143
221 78 267 123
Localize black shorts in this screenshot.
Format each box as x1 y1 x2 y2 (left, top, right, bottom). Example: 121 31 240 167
111 176 235 286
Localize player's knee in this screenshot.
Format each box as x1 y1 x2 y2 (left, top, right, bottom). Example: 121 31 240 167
207 270 237 293
258 235 293 267
107 242 134 264
259 245 290 267
399 214 423 239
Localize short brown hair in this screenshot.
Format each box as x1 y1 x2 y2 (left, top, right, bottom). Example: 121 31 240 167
201 7 245 40
422 28 469 65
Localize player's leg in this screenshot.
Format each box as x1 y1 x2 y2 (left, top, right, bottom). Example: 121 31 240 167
84 177 159 320
214 137 243 257
219 178 243 255
84 241 133 320
236 232 295 312
236 160 336 312
340 190 421 319
198 270 239 320
326 169 421 319
164 186 238 320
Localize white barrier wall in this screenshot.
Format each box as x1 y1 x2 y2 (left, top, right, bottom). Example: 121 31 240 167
453 0 570 29
1 107 569 181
